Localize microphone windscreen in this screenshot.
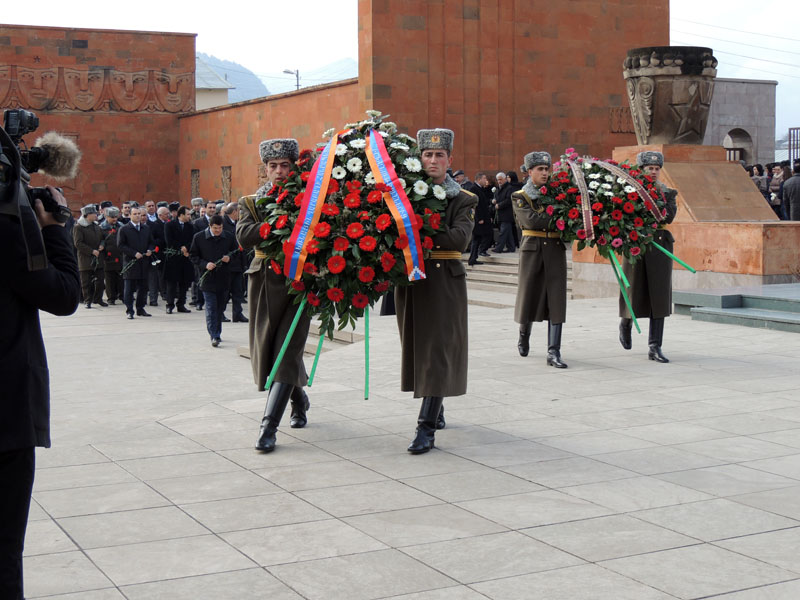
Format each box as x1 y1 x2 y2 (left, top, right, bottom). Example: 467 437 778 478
33 132 82 180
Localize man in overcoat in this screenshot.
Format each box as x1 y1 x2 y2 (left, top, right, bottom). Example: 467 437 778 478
236 138 311 453
222 202 248 322
100 207 123 304
619 151 678 362
118 206 155 319
72 204 107 309
395 128 478 454
511 151 568 368
163 206 195 314
465 172 493 266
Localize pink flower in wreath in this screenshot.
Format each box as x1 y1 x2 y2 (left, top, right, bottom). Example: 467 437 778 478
630 246 642 256
611 238 623 248
556 219 565 231
546 205 555 216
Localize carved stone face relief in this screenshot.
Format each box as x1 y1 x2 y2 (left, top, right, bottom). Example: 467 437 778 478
63 68 105 111
109 70 149 111
153 72 193 112
16 67 58 110
0 66 11 105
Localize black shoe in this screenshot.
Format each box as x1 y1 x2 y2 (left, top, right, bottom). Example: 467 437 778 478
255 383 293 452
85 302 92 309
647 318 668 362
196 305 204 311
408 397 444 454
479 251 489 257
108 300 116 305
648 345 669 363
188 301 196 306
166 307 173 314
233 316 249 323
518 323 531 357
136 310 152 317
149 300 158 307
619 318 632 350
290 389 310 428
468 261 484 266
211 338 219 347
97 300 109 307
546 322 568 368
436 404 446 430
127 313 134 320
177 306 191 313
221 315 231 323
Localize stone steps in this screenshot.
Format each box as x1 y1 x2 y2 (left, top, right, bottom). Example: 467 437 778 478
691 306 800 333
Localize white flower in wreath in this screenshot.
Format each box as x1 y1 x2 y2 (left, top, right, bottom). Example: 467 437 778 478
587 173 601 180
403 157 422 172
390 142 410 151
323 128 335 140
378 131 389 138
582 162 593 170
397 178 407 190
588 181 600 190
413 180 429 196
604 175 615 182
346 157 363 173
349 139 367 150
617 177 627 184
379 121 397 134
624 185 636 194
398 133 416 143
335 144 348 156
331 166 347 180
433 185 446 200
601 183 612 190
364 172 376 185
366 109 382 118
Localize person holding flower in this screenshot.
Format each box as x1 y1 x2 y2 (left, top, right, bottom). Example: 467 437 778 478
618 151 678 362
395 128 478 454
236 138 311 453
511 151 569 368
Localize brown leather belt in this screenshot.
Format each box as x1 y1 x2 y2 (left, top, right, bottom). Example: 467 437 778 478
522 230 560 239
429 251 462 260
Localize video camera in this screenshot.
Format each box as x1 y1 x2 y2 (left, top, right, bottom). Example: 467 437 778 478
0 108 81 270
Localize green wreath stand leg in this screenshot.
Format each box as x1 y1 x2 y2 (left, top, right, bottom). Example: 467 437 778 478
652 241 697 273
364 307 370 400
265 297 309 391
307 333 325 387
610 258 641 334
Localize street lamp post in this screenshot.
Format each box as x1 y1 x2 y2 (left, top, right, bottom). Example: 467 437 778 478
283 69 300 91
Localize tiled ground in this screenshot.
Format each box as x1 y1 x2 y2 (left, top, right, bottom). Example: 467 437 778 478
25 291 800 599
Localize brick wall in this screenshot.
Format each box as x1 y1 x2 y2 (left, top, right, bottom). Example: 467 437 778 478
0 24 195 212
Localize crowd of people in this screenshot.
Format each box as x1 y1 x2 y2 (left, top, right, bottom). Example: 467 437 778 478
746 158 800 221
69 197 249 346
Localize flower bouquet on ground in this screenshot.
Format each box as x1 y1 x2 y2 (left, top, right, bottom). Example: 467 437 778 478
254 110 448 340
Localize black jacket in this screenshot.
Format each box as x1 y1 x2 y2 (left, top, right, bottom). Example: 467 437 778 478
495 181 521 224
118 222 155 280
1 216 80 451
190 229 238 292
163 219 196 283
465 182 494 235
192 215 211 234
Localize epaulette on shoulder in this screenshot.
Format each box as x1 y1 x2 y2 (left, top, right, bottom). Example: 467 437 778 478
239 194 257 201
512 190 530 201
461 189 477 198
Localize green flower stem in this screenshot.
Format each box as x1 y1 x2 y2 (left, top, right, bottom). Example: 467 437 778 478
364 307 370 400
652 241 696 273
611 260 641 334
308 334 325 387
609 252 630 288
265 296 309 391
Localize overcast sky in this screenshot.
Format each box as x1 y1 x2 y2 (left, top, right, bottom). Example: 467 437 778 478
13 0 799 138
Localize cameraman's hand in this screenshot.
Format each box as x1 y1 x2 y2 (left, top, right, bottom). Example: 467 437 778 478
135 252 143 259
206 262 216 271
33 186 68 228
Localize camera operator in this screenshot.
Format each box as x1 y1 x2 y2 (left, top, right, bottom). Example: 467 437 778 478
0 185 80 599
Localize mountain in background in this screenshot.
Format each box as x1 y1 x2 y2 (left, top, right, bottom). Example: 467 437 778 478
258 58 358 96
197 53 269 103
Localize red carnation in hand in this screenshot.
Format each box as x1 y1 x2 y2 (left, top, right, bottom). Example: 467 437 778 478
629 230 639 241
633 217 644 227
352 293 369 309
327 287 344 302
275 215 288 229
314 222 331 238
259 223 272 238
609 225 620 236
359 235 377 251
346 222 364 239
611 209 623 221
327 255 346 274
428 213 441 230
154 246 160 253
358 266 375 283
380 252 396 272
333 237 349 251
303 262 318 274
374 280 390 293
344 193 361 209
422 236 433 249
367 190 383 204
623 202 635 214
270 259 282 275
327 180 340 195
394 235 409 250
291 280 305 291
107 251 112 256
294 192 305 207
568 208 580 220
322 203 340 216
115 258 119 263
375 214 392 231
375 183 391 193
306 239 320 255
307 291 320 306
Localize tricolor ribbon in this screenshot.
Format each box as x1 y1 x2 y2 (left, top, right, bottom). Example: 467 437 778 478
595 160 664 223
566 160 596 242
364 129 426 281
284 131 345 280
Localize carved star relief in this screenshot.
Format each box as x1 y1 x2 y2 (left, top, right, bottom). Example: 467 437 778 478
669 84 710 142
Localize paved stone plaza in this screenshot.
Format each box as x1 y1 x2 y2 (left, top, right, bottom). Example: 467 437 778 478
25 292 800 599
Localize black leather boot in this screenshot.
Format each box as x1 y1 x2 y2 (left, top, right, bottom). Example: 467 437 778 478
408 397 444 454
518 322 531 357
436 404 446 430
648 318 669 363
255 382 293 452
290 387 310 429
546 322 568 368
619 318 632 350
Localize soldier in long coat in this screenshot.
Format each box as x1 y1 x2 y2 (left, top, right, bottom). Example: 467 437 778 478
512 152 568 368
100 207 123 304
72 204 107 309
619 151 678 362
396 128 477 454
236 138 311 453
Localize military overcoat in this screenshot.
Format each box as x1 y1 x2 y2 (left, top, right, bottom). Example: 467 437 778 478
236 194 310 392
511 182 567 324
72 220 105 272
619 184 678 319
395 183 477 398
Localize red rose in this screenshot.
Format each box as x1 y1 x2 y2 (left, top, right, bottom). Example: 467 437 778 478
367 190 383 204
327 287 344 302
592 202 603 211
115 258 119 263
314 222 331 238
380 252 396 272
306 239 320 255
276 190 289 204
629 231 639 241
577 229 587 240
259 223 272 238
359 235 377 251
568 208 580 220
291 280 305 291
633 217 644 227
346 223 364 239
630 246 641 256
623 202 635 214
107 251 111 256
429 213 441 230
422 236 433 249
333 237 349 251
609 225 620 236
270 259 282 275
154 246 160 253
294 192 305 207
394 235 409 250
275 215 288 229
344 193 361 209
611 210 623 221
327 255 346 274
375 214 392 231
322 203 340 216
327 180 340 195
307 291 320 306
375 183 390 193
374 280 390 293
303 262 318 274
352 293 369 309
358 266 375 283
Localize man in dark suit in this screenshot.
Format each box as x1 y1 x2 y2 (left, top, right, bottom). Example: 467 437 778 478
147 206 170 306
163 206 195 314
0 186 80 599
190 200 218 311
465 172 494 266
222 202 248 323
190 214 237 346
118 206 155 319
